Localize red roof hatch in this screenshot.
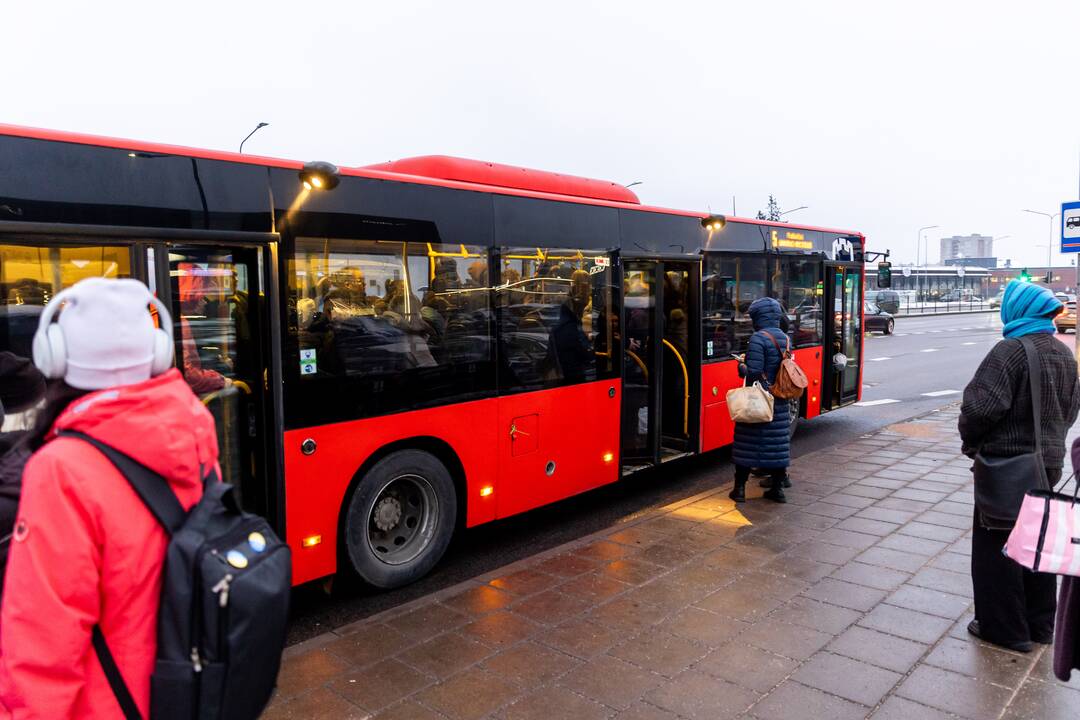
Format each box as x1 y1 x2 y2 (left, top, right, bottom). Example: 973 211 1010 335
362 155 641 204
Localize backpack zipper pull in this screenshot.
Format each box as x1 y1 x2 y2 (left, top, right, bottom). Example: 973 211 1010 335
212 573 234 608
190 647 203 673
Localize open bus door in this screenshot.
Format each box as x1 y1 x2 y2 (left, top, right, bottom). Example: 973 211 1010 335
620 258 700 470
823 263 863 409
158 243 280 523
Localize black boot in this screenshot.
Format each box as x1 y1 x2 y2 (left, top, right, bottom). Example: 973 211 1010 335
763 472 788 503
729 480 746 503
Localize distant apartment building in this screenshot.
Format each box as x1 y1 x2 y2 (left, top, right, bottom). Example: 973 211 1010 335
940 234 995 268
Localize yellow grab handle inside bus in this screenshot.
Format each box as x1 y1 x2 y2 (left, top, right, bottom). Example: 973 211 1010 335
661 339 689 435
625 349 648 380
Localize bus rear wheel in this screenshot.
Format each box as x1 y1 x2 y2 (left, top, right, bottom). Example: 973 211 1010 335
343 450 457 589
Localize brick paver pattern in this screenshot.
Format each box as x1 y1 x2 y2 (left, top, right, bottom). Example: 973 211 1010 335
264 406 1080 719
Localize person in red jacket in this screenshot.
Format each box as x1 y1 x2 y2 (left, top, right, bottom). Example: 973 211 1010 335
0 277 219 719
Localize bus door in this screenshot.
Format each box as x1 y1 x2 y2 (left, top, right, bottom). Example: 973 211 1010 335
159 244 276 518
621 259 699 469
823 263 863 409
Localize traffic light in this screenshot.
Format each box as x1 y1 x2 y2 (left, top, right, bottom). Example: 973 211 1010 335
1019 268 1032 282
877 262 892 288
1044 271 1053 284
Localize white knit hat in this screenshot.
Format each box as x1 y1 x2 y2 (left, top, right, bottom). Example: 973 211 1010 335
56 277 159 390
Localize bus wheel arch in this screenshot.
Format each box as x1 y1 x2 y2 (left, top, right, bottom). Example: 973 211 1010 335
337 438 465 589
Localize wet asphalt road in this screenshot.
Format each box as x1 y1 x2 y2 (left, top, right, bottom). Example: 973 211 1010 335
286 310 1020 644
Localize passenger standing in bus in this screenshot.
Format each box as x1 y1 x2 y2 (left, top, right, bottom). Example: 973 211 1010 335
0 277 219 719
730 297 791 503
959 280 1080 653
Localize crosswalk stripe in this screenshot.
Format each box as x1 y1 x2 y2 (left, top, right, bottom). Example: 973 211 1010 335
854 399 901 407
870 357 891 362
920 348 939 353
922 390 960 397
962 341 977 346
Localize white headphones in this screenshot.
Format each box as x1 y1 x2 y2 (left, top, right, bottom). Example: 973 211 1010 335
32 282 175 380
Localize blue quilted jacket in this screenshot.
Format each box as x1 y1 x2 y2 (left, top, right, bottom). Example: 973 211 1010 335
732 298 791 469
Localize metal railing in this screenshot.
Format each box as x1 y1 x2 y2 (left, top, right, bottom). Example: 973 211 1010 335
878 293 996 317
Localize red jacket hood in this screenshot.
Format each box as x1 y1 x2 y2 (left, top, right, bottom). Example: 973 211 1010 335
50 368 219 488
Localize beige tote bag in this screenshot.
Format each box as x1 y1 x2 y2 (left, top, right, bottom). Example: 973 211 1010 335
726 382 775 423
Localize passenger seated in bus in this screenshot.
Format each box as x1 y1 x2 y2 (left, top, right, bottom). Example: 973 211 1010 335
463 260 488 311
545 270 594 383
380 280 438 368
6 279 50 307
421 291 449 339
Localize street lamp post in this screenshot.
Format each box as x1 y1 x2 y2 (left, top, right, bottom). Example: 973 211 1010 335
916 225 939 302
239 122 269 154
779 206 808 218
1023 209 1060 283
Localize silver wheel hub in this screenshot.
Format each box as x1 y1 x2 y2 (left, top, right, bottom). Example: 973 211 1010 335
373 496 403 531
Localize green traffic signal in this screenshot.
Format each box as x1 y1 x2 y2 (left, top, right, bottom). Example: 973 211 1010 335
1018 269 1031 282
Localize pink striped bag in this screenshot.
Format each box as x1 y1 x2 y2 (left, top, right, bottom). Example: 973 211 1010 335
1004 480 1080 576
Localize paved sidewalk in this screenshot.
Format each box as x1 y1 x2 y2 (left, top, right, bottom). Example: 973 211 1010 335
265 406 1080 720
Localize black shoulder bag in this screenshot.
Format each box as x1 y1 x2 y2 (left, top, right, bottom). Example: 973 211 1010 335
972 336 1051 530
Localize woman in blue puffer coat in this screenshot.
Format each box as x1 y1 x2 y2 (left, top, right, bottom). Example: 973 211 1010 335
730 297 791 503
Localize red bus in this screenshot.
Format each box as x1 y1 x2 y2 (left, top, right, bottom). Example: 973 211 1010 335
0 126 866 588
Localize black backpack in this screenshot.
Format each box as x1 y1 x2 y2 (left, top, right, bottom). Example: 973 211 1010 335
61 431 291 720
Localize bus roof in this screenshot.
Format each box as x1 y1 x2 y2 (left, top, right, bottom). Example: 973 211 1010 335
0 123 863 239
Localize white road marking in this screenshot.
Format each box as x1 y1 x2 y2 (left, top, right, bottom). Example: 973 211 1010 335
962 341 977 346
929 330 942 333
854 399 901 407
870 357 891 362
920 348 939 353
894 333 909 337
922 389 960 397
913 331 926 335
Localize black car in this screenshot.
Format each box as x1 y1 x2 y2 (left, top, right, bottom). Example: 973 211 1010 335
864 301 894 334
871 290 900 315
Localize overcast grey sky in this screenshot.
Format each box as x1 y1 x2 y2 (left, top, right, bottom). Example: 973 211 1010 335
5 1 1080 267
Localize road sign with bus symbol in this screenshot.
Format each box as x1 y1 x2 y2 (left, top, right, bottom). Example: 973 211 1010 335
1063 201 1080 252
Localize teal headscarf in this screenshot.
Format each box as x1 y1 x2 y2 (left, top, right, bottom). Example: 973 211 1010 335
1000 280 1062 338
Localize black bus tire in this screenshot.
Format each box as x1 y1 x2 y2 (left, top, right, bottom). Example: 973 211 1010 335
342 450 457 589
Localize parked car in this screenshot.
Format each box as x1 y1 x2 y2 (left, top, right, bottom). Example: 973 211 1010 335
871 290 900 315
1055 292 1076 304
1055 300 1076 334
864 301 894 334
989 290 1004 309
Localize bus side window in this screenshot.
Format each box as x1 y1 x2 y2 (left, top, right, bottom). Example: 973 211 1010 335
288 237 495 420
777 257 823 349
0 243 134 360
496 248 619 394
701 253 766 361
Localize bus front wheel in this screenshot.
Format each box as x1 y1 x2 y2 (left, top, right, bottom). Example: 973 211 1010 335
343 450 457 589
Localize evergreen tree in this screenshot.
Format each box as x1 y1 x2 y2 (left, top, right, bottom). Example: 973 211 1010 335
756 195 782 221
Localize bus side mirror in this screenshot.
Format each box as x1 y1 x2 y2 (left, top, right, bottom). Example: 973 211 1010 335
877 262 892 288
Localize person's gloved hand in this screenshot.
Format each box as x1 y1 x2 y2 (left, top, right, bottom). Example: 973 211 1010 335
738 362 748 378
